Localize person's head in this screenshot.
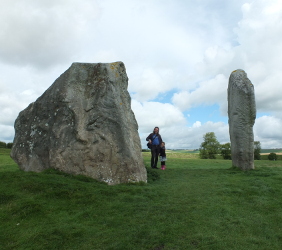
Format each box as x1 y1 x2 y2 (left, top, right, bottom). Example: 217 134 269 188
161 142 165 147
153 127 159 134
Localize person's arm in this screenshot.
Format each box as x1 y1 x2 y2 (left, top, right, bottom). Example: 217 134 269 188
146 133 152 142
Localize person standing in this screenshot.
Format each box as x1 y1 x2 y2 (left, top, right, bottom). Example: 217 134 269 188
159 142 167 170
146 127 163 169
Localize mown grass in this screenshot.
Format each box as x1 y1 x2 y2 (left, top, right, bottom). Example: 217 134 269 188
1 150 282 249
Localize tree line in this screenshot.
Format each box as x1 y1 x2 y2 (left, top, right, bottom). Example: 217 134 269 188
199 132 278 161
2 137 279 161
0 141 13 149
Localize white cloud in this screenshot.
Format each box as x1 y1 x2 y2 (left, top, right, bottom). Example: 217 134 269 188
131 99 230 149
0 90 36 126
172 74 228 112
130 68 175 101
254 116 282 148
0 0 281 149
0 62 68 128
192 0 282 118
131 100 187 133
0 125 14 142
148 121 230 150
236 1 282 114
192 121 202 128
0 0 100 68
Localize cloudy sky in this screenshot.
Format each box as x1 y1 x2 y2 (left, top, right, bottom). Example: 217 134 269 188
1 0 282 149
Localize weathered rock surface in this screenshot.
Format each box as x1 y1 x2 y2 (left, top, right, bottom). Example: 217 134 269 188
228 69 256 170
11 62 147 184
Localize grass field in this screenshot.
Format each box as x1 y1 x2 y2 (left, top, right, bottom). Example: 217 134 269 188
1 149 282 249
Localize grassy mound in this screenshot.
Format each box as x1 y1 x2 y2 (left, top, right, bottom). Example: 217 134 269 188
1 150 282 249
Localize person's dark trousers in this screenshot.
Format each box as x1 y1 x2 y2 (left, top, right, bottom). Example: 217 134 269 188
151 145 160 168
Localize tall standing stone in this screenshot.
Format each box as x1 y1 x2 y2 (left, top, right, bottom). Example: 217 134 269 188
11 62 147 185
228 69 256 170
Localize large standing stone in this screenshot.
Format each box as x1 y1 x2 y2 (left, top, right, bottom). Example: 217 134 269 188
228 69 256 170
11 62 147 185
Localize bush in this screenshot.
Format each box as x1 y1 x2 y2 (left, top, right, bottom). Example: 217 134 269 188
0 141 7 148
268 152 278 161
254 141 261 160
6 143 13 149
220 143 231 160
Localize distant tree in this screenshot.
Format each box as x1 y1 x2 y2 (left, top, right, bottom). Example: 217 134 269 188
199 132 220 159
268 152 277 161
0 141 6 148
254 141 261 160
220 143 231 160
142 149 150 152
6 143 13 149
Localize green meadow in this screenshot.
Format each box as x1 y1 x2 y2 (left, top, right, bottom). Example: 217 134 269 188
1 148 282 249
